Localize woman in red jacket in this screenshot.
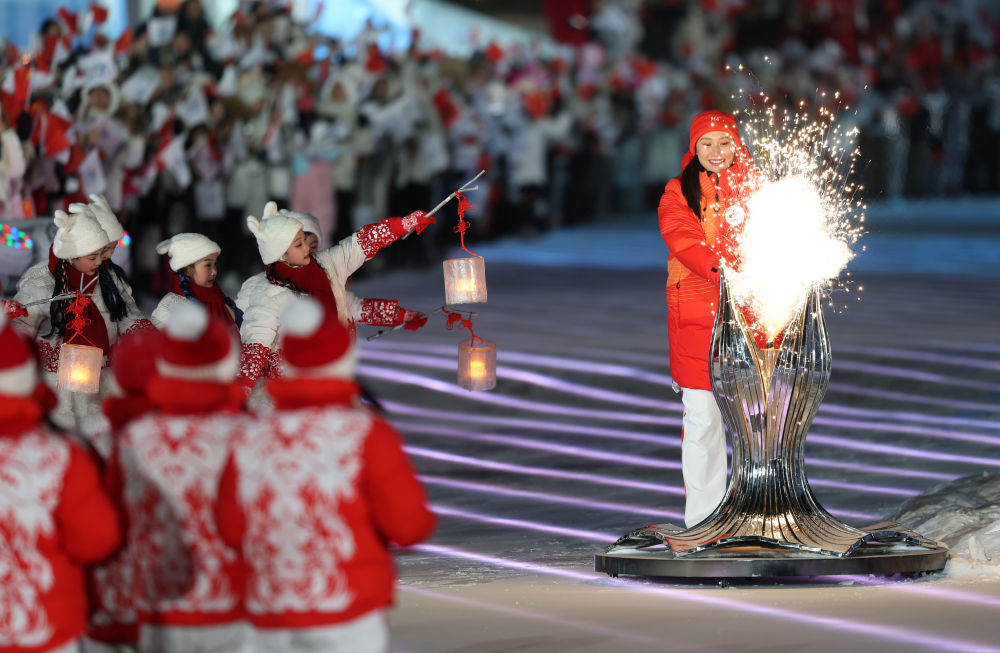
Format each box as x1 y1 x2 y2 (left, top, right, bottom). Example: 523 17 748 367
658 110 757 528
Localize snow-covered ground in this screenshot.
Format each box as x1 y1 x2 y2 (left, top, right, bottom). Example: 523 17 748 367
351 204 1000 652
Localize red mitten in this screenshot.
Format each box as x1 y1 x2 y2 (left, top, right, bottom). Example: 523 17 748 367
401 210 434 235
400 309 427 331
238 342 271 393
359 298 401 327
1 299 27 319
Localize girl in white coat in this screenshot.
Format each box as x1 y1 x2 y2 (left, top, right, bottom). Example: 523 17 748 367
151 233 242 337
12 207 151 453
236 202 431 391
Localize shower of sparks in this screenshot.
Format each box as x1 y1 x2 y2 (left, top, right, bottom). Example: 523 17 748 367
725 100 866 340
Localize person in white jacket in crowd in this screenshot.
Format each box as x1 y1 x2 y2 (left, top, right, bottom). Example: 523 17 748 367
236 201 432 395
12 206 152 454
0 109 26 218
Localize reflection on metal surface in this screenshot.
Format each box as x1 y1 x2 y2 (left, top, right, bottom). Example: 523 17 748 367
597 273 948 577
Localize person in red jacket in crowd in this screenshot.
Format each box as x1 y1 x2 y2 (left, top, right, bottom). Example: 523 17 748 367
114 302 249 653
657 109 760 528
0 313 121 653
215 297 436 653
85 329 161 653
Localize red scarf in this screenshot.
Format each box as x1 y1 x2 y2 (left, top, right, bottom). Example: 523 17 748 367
48 249 112 357
270 259 338 316
170 275 238 331
0 392 45 436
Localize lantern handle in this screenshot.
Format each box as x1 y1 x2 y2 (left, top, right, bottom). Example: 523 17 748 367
21 292 94 308
365 305 478 341
424 170 485 218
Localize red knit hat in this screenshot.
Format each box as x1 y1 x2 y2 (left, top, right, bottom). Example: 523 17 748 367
279 297 356 378
0 314 38 397
682 110 743 169
157 302 238 382
112 328 161 395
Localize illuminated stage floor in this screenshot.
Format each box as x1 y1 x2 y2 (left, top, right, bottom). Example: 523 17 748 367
351 214 1000 653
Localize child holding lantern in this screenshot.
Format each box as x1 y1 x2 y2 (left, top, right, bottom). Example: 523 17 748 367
12 207 151 453
236 201 431 393
151 233 242 335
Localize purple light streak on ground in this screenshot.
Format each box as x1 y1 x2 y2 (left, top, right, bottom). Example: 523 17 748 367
364 356 1000 448
808 432 1000 468
368 365 1000 470
398 585 668 647
405 446 880 523
431 503 617 542
413 544 1000 653
400 421 919 498
359 365 668 424
820 402 1000 432
419 474 684 520
387 400 957 482
810 576 1000 610
837 345 1000 372
828 382 1000 414
405 445 684 496
830 361 1000 393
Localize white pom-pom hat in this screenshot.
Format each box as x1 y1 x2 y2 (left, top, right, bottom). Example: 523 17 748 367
279 297 356 378
156 233 221 272
52 209 110 259
246 201 306 265
0 314 37 397
157 302 238 382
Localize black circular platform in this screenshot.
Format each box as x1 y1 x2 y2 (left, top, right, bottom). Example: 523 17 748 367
595 543 949 578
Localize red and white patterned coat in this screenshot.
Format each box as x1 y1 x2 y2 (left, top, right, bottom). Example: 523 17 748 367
215 378 435 629
116 381 247 627
0 393 121 653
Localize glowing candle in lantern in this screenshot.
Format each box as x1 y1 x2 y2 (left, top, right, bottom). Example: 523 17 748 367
443 256 487 305
57 343 103 393
458 337 496 391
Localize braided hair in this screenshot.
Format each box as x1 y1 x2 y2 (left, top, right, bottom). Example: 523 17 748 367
97 264 128 322
45 259 71 339
177 270 195 299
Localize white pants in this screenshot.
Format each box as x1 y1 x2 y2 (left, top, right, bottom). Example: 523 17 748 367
680 388 728 527
254 611 389 653
138 623 250 653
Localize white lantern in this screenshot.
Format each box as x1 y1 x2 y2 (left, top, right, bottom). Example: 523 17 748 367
57 343 103 394
458 337 496 392
443 256 487 305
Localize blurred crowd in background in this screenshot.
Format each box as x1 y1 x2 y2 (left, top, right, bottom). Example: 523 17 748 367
2 0 999 297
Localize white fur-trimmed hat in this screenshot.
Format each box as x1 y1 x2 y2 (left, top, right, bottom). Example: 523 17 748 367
246 201 305 265
52 209 110 259
279 297 357 379
156 233 221 272
0 314 37 397
282 210 321 239
157 302 238 383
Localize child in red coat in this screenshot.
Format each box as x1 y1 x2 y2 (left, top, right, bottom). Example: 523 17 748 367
216 297 435 652
115 303 249 652
0 314 121 653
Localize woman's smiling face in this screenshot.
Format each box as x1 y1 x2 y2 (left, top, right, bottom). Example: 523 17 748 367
696 130 736 173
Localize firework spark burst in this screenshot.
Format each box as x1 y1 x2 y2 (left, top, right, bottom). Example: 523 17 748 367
723 94 866 340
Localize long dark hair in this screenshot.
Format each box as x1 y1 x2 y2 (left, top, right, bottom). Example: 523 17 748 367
680 157 708 220
98 264 128 322
45 259 71 339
